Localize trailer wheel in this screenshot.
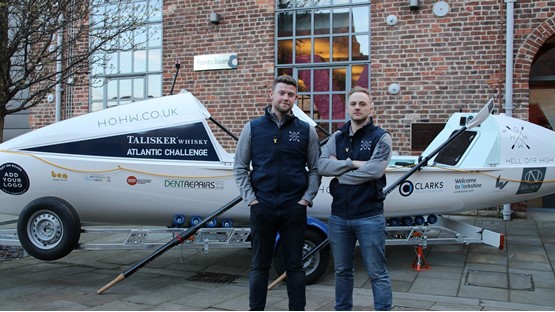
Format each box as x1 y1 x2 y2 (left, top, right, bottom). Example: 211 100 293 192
17 197 81 261
273 228 330 285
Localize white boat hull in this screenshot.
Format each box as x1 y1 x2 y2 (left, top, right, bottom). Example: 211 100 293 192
2 152 553 226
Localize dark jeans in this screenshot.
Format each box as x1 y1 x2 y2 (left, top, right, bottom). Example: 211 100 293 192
249 202 307 311
328 214 392 311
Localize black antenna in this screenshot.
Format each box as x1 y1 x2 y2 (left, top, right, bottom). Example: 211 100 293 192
169 60 181 95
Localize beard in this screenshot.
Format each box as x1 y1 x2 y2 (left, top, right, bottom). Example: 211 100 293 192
274 101 292 114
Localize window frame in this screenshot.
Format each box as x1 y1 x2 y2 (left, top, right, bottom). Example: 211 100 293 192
275 0 372 135
89 0 163 111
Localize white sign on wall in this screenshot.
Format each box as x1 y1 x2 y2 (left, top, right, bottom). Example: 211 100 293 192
194 53 238 71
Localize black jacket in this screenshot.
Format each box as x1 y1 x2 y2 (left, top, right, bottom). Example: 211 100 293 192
249 108 311 207
329 120 387 219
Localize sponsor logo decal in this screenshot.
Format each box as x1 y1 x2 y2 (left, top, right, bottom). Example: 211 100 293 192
495 175 509 190
127 176 152 186
51 171 68 181
454 177 482 193
399 180 414 197
84 174 111 182
399 180 444 197
23 123 219 161
516 167 546 194
164 179 224 190
415 181 444 191
0 163 30 195
127 176 138 185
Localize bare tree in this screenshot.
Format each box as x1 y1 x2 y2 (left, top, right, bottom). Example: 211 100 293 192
0 0 159 142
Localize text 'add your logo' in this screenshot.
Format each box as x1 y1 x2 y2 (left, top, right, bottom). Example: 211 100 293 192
0 163 30 195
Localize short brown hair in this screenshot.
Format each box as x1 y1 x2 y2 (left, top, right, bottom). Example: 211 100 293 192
348 86 370 99
273 75 298 91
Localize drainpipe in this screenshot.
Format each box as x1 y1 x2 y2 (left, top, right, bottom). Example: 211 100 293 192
55 15 64 122
503 0 516 221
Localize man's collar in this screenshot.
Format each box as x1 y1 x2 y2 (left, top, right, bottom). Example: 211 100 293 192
266 106 293 123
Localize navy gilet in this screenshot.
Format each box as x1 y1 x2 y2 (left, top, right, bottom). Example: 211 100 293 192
330 119 387 219
249 108 310 207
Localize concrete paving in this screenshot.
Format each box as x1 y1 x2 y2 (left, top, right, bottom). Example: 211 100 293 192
1 210 555 311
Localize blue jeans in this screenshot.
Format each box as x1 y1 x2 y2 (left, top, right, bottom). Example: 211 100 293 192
328 214 392 311
249 202 307 311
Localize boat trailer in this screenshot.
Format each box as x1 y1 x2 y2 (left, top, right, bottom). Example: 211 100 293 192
0 215 504 256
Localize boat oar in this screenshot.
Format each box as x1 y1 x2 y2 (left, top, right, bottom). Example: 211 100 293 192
268 98 494 289
97 195 242 294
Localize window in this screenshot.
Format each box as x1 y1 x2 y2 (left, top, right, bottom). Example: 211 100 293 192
276 0 371 137
530 35 555 88
530 35 555 130
89 0 162 112
435 131 477 166
410 123 445 151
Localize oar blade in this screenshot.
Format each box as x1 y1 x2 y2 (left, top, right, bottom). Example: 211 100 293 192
466 97 494 129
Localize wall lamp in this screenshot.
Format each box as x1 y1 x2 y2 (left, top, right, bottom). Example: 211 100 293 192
409 0 420 10
210 12 221 24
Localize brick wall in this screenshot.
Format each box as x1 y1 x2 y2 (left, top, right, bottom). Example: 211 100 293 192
161 0 276 150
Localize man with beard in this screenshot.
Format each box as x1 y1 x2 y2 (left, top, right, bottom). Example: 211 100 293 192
233 75 320 311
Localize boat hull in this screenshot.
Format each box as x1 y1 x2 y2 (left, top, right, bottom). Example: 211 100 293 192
3 150 553 227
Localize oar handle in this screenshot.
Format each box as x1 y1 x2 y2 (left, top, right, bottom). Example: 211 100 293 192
268 272 287 290
268 239 330 290
97 273 125 294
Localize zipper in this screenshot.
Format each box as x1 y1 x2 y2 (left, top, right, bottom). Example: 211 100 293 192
276 124 282 210
346 135 353 218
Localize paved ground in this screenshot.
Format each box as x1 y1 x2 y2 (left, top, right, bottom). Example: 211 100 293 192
1 210 555 311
